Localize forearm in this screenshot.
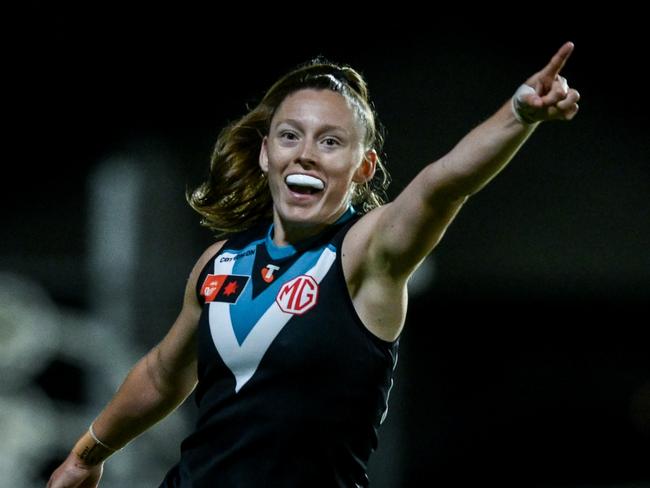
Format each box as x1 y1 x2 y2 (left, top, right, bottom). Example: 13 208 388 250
73 347 196 464
50 257 206 487
425 100 538 202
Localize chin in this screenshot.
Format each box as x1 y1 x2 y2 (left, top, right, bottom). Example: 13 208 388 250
276 202 333 227
280 209 321 226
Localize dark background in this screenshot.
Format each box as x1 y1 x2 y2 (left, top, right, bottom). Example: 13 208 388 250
3 5 649 487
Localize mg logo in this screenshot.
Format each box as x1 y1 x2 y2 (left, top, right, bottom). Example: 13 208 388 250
276 275 319 315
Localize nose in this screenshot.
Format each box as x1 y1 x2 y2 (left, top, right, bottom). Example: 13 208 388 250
296 139 318 167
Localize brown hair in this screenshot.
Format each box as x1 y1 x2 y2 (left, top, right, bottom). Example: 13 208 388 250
187 58 390 237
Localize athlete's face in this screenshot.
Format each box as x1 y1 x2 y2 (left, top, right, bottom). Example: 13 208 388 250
260 89 375 237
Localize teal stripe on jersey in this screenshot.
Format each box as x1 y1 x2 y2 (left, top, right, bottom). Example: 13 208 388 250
230 243 336 345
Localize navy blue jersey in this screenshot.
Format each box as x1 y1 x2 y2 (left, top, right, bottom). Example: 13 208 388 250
160 210 399 487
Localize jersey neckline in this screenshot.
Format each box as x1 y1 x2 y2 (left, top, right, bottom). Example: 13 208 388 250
264 206 357 260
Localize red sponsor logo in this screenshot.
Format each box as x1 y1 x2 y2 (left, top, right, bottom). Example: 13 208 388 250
200 274 249 303
200 274 226 302
261 264 280 283
276 275 319 314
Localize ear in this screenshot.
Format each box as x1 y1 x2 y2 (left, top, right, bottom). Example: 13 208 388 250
259 136 269 174
352 149 377 184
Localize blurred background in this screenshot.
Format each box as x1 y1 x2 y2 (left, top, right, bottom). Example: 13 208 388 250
2 5 649 487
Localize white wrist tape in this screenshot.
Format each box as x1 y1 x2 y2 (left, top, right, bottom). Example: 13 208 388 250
89 423 119 452
511 84 537 124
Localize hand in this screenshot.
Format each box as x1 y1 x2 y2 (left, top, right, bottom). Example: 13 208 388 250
514 42 580 123
46 452 103 488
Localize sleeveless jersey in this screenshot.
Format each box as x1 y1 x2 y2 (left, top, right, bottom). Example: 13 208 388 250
160 211 399 487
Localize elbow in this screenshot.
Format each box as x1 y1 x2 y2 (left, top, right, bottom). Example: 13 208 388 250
423 161 474 204
145 347 196 403
424 177 471 209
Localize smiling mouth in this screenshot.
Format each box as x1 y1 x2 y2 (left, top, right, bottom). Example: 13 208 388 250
285 174 325 195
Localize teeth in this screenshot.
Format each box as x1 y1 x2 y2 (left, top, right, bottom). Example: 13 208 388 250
285 174 324 191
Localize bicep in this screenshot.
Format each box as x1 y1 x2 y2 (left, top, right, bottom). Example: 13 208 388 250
352 169 466 281
150 279 201 396
153 240 225 392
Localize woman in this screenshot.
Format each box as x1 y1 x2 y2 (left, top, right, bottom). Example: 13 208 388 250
47 42 579 487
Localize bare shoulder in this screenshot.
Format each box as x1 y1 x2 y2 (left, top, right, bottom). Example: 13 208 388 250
343 205 391 284
342 205 406 342
192 240 227 276
185 240 227 298
347 205 386 241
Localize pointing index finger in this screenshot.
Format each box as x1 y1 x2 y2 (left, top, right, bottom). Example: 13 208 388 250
541 41 575 78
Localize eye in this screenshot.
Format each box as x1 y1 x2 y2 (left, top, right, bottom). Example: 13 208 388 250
322 137 341 147
279 131 298 141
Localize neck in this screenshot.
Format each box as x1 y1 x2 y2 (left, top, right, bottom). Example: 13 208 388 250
271 207 353 246
271 218 330 247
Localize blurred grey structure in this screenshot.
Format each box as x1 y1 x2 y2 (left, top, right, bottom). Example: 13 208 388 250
0 153 197 487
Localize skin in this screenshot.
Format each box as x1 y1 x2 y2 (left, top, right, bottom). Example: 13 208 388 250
346 42 578 341
47 42 579 487
259 88 377 244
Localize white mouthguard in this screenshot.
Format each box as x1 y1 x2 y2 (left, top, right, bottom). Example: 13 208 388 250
285 174 324 191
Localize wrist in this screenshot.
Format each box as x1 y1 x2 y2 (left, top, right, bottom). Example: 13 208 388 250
511 84 539 125
72 424 119 466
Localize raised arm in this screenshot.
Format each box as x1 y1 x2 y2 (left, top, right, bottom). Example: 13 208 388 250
47 241 224 488
344 43 579 341
356 42 579 280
